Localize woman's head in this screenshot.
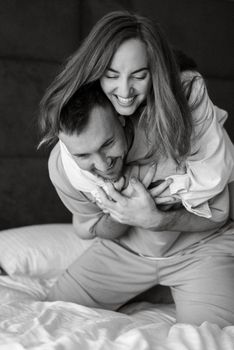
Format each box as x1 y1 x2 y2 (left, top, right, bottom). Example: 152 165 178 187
100 38 151 116
39 11 192 160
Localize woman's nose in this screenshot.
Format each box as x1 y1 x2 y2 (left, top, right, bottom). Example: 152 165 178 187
117 78 132 97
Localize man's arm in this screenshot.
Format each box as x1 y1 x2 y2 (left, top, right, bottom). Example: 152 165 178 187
57 186 129 239
94 214 129 239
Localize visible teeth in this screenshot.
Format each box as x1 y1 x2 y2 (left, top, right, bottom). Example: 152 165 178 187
117 96 134 105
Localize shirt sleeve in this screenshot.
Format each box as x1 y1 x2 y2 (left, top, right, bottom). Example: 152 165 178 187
48 143 104 239
166 73 234 218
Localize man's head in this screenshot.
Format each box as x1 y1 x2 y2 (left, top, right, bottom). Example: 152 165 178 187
59 84 128 181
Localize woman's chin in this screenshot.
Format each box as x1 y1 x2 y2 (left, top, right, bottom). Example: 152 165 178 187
112 99 139 116
115 106 137 116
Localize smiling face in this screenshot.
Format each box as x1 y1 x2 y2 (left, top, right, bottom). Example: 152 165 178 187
59 104 128 181
100 38 151 116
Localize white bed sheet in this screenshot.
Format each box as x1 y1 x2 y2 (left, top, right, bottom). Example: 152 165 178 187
0 276 233 350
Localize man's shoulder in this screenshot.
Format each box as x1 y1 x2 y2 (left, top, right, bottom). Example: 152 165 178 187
48 142 62 179
48 143 91 199
48 142 75 193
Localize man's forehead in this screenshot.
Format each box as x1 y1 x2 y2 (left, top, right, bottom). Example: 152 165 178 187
59 130 113 156
59 104 122 154
60 128 111 156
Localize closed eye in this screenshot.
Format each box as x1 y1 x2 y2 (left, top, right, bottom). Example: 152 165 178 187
102 139 114 148
133 75 147 80
75 154 89 159
104 68 119 79
105 74 119 79
73 139 114 159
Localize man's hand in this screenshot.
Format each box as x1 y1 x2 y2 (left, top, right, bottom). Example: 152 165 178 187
95 177 158 227
94 163 179 227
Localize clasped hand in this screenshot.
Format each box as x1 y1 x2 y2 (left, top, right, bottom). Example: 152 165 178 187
94 164 178 228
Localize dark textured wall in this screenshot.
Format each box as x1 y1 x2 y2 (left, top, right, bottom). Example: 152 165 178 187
0 0 233 229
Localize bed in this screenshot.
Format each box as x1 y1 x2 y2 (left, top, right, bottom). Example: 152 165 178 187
0 224 233 350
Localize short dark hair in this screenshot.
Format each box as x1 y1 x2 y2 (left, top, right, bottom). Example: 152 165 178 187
59 82 115 135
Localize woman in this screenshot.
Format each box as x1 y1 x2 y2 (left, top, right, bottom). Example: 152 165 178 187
39 11 234 326
39 11 233 219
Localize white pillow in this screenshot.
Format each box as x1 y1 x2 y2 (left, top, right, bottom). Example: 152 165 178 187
0 224 94 277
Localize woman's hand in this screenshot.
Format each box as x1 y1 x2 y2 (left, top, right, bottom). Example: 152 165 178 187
149 181 181 206
121 163 180 205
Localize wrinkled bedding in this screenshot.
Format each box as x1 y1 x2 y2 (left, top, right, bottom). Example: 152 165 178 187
0 276 233 350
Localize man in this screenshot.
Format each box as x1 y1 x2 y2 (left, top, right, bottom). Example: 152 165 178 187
47 84 230 320
49 84 181 242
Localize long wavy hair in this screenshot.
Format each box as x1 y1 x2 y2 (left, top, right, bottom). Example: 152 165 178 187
38 10 193 161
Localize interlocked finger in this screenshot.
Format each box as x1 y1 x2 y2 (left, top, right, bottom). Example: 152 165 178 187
154 196 179 205
149 179 172 197
102 182 128 205
142 163 157 188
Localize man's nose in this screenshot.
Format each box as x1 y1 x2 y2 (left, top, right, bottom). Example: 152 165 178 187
94 154 112 172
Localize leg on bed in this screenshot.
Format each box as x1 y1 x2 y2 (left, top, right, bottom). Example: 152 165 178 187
169 253 234 327
47 239 158 310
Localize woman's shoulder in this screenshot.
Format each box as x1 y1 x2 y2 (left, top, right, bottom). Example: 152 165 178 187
180 71 228 130
180 70 202 82
180 70 203 93
180 70 207 107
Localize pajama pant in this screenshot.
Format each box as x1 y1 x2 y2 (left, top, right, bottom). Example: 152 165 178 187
47 223 234 327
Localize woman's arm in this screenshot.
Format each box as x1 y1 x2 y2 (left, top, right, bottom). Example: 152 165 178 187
149 186 229 232
165 73 234 218
95 177 229 232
